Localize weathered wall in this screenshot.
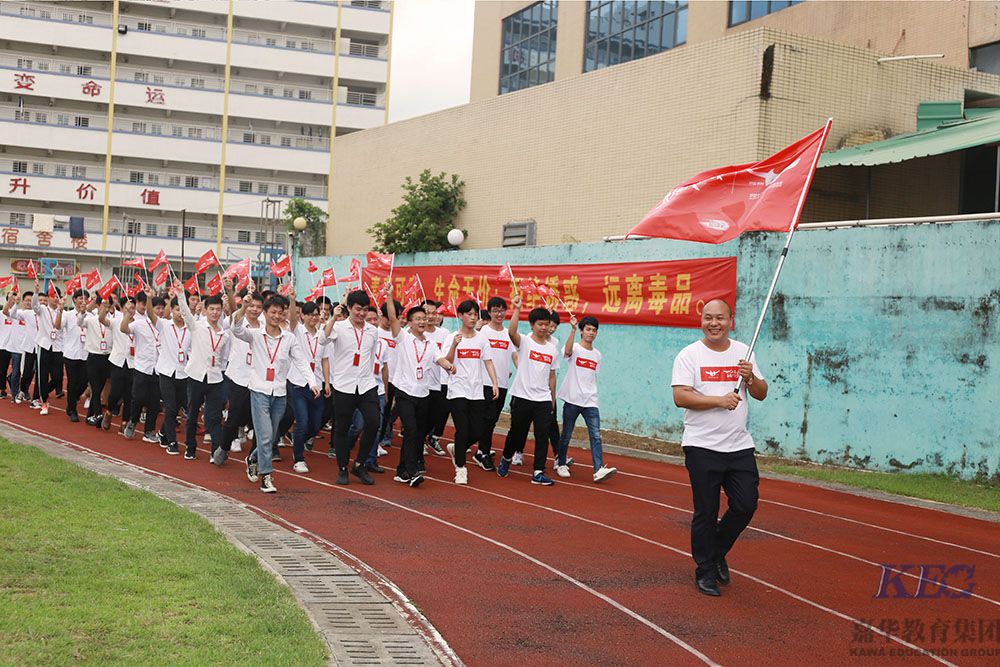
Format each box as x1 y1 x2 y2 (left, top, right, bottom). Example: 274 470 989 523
301 219 1000 480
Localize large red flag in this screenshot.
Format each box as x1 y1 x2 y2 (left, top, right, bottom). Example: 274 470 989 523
149 249 169 271
65 275 82 293
627 122 832 244
0 276 15 289
321 268 337 287
194 249 220 274
306 281 325 302
270 255 292 278
122 257 146 271
153 265 170 287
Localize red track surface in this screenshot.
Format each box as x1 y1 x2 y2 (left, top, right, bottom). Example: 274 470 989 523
4 398 998 666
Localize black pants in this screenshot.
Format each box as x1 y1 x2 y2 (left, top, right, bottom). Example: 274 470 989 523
20 350 37 397
684 446 760 581
129 370 161 434
277 400 295 441
108 363 133 417
331 387 380 470
427 386 449 439
85 354 111 419
220 379 251 452
158 373 187 446
185 378 224 450
450 397 485 467
63 358 88 417
375 381 398 444
0 348 10 395
502 397 552 472
395 391 429 478
474 386 507 455
37 347 63 402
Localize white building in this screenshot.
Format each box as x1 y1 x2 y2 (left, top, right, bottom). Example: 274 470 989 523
0 0 390 287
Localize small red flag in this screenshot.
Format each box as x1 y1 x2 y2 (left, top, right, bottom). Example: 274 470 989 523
25 260 37 280
65 274 82 293
365 251 394 271
83 269 102 289
402 275 423 306
194 249 220 275
122 257 146 271
0 276 15 289
153 265 170 286
279 282 294 296
97 275 123 300
496 262 515 283
627 121 832 244
306 281 325 302
223 257 251 280
307 261 319 273
47 281 57 299
134 275 151 295
183 274 201 295
338 258 361 283
321 268 337 287
205 273 223 296
270 255 292 278
519 278 539 296
436 299 456 317
149 249 169 271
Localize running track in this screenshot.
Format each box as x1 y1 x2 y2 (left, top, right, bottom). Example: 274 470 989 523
4 399 998 666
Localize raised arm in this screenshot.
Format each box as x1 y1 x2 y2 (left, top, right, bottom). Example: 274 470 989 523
287 291 300 331
172 280 197 330
564 316 577 358
507 294 522 348
120 300 135 334
383 282 401 338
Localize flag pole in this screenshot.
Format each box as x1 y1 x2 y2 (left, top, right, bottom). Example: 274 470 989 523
737 118 832 392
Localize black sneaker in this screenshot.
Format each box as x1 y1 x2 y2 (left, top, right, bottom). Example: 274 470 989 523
85 415 98 426
246 452 259 482
184 445 196 460
409 474 424 488
351 463 374 485
166 443 179 456
336 468 349 485
260 474 277 493
393 472 411 483
272 448 282 462
474 450 495 471
426 436 447 457
157 432 169 448
365 462 385 474
68 413 79 423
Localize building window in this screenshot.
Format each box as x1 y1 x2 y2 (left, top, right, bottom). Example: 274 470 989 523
185 176 200 188
298 89 312 100
55 165 68 177
244 83 258 94
147 174 159 185
10 212 27 227
77 65 92 76
34 112 47 123
127 220 141 234
280 137 292 147
499 0 558 94
257 183 269 194
12 161 28 173
263 86 275 96
192 28 207 38
729 0 802 27
238 181 252 193
277 184 289 196
183 226 196 239
57 114 69 126
187 128 204 139
32 163 45 175
74 116 89 128
151 124 162 135
584 1 689 72
72 166 87 178
132 122 147 134
137 21 151 31
237 230 251 243
190 78 205 89
145 223 158 236
293 186 307 197
172 126 184 138
17 58 33 69
972 40 1000 75
133 72 149 83
168 175 181 187
254 231 267 244
130 171 144 184
166 225 179 238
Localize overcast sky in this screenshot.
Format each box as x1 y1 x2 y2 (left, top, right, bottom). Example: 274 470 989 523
387 0 476 123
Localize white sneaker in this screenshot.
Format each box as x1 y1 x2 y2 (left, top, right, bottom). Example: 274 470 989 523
260 474 277 493
454 466 468 485
30 399 41 410
446 442 455 462
511 452 524 466
84 397 91 409
594 466 618 483
556 465 571 478
203 433 212 443
39 403 49 416
293 461 309 473
279 436 291 448
377 445 388 457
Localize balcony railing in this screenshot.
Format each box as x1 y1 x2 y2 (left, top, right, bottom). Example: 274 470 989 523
232 27 333 53
346 41 383 59
1 2 111 27
0 52 110 79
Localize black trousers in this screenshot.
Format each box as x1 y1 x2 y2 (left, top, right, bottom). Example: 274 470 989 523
129 370 161 434
0 348 10 395
158 373 187 446
428 386 449 439
63 358 88 417
20 350 37 397
37 347 63 402
332 387 380 470
450 397 485 467
108 362 133 417
683 446 760 581
375 381 398 444
474 386 507 455
85 354 111 419
395 391 429 478
502 397 552 472
185 378 224 450
220 379 251 452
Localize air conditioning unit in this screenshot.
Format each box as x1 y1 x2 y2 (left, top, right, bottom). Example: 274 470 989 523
502 219 536 247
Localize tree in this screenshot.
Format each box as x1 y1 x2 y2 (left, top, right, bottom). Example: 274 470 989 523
283 198 327 257
367 170 466 254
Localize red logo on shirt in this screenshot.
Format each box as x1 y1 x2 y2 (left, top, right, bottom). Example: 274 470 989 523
488 339 510 350
701 366 740 382
576 357 598 371
384 338 396 348
529 350 553 365
457 348 481 359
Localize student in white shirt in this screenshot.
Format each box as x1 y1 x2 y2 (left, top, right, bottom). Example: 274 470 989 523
1 290 24 401
156 297 191 454
373 299 401 454
285 299 331 473
0 300 13 400
60 288 91 422
351 306 391 474
80 295 113 425
6 290 40 405
671 299 768 598
556 315 617 483
26 280 64 414
496 295 560 486
321 290 381 486
422 301 450 457
219 289 263 458
437 299 498 485
105 295 136 430
471 296 517 470
383 285 433 487
229 287 320 493
120 293 164 442
172 281 231 461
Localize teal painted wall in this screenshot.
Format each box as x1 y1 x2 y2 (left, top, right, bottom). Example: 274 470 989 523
298 220 999 480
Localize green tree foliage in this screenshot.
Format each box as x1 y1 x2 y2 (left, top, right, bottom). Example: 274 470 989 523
367 170 466 254
283 198 327 256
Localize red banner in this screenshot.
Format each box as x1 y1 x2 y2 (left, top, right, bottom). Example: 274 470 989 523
362 258 736 328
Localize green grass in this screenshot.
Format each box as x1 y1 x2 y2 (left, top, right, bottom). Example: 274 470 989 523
0 438 327 666
762 462 1000 513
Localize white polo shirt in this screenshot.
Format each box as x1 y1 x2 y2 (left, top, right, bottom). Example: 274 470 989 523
60 308 88 362
391 328 435 398
287 323 329 388
326 318 380 394
230 320 318 396
80 311 112 356
127 314 161 375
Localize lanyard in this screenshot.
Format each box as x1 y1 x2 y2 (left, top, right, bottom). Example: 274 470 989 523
306 331 319 360
263 333 282 366
172 324 186 350
412 337 429 365
352 323 364 353
98 320 106 339
147 320 158 344
207 327 223 353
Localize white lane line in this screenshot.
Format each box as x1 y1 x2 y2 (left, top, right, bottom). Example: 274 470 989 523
3 417 720 667
425 472 957 667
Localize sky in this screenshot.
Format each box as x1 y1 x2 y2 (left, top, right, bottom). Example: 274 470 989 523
387 0 476 123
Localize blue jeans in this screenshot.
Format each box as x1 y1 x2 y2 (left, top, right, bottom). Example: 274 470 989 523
249 391 286 475
8 352 22 396
351 393 386 465
558 402 603 471
288 381 323 463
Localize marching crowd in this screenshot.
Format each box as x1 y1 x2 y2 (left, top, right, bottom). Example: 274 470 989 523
0 276 617 494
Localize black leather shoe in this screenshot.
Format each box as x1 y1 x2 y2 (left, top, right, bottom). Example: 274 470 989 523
717 558 731 586
365 462 385 474
695 576 721 597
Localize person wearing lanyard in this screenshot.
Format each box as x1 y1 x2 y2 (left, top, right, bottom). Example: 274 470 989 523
155 297 191 455
0 293 13 400
172 280 230 461
104 296 136 431
79 295 112 426
59 288 91 422
218 289 263 460
350 307 391 474
6 290 39 406
25 279 64 415
437 299 499 486
229 285 320 493
421 300 450 458
120 293 165 442
322 290 381 486
380 283 432 487
284 299 330 474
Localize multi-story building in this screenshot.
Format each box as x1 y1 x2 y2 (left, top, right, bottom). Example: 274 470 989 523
0 0 391 285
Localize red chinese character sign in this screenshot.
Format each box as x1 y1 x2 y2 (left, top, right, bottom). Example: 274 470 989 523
14 72 35 90
82 80 102 97
145 87 165 105
361 258 737 328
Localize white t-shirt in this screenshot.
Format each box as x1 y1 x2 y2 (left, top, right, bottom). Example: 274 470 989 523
0 316 12 351
377 327 396 371
509 334 560 403
557 343 601 408
424 326 450 387
373 337 387 396
440 330 490 401
481 325 515 389
391 328 434 398
670 339 762 453
109 311 134 369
